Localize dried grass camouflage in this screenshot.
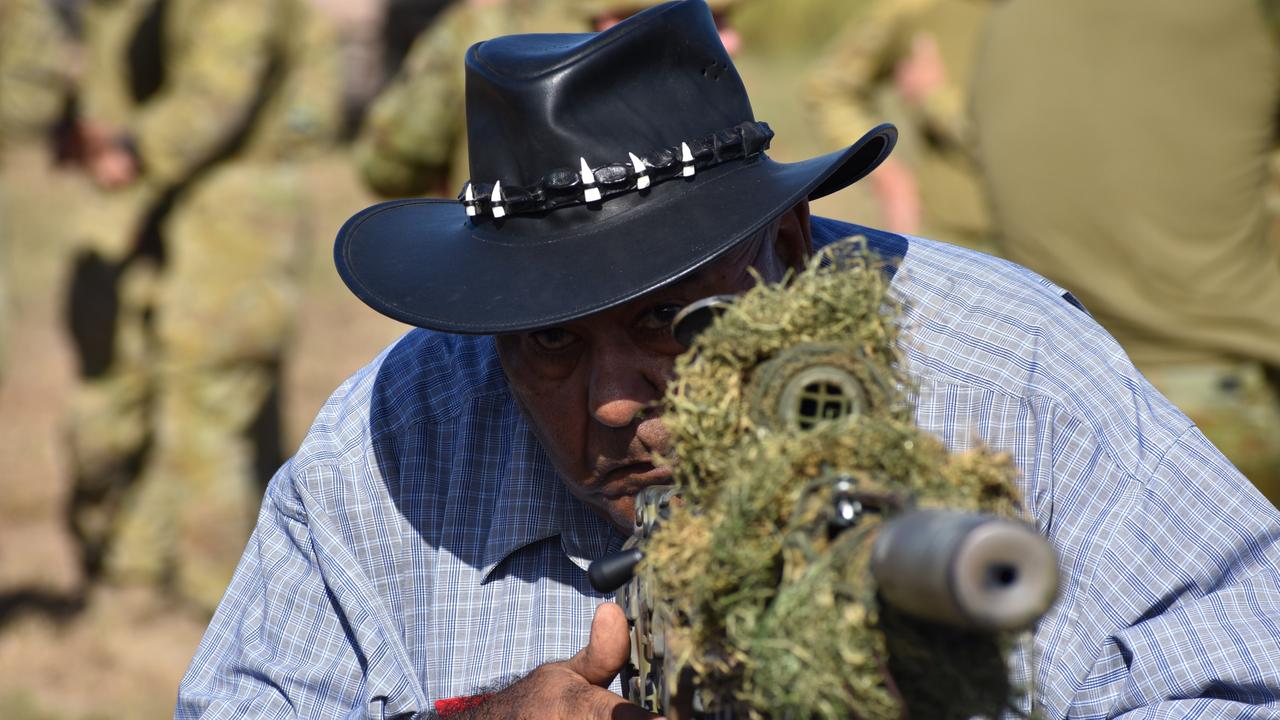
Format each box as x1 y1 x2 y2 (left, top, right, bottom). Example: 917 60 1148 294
639 238 1036 718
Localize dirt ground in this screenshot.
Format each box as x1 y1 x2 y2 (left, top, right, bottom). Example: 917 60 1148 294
0 51 878 718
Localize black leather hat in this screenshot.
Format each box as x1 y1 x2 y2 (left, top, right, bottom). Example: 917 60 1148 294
335 0 896 334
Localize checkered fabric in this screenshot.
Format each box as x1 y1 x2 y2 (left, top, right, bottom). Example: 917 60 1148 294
176 218 1280 719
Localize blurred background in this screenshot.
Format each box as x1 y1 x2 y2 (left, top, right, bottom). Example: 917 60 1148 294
0 0 1277 716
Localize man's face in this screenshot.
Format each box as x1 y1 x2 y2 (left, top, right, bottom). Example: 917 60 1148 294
496 204 812 531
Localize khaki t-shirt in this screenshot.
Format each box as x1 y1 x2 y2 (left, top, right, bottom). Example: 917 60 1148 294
973 0 1280 368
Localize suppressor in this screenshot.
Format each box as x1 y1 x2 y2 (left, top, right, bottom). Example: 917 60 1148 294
870 510 1059 631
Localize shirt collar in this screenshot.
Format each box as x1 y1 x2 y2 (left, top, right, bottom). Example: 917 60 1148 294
480 403 624 583
810 216 907 278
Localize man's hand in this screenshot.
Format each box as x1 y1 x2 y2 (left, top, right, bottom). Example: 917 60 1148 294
75 120 140 190
894 33 947 110
457 603 660 719
87 142 139 189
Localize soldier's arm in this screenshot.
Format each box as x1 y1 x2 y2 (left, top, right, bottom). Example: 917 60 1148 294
128 0 280 186
805 0 918 153
77 0 155 158
353 3 470 198
806 0 926 232
0 0 74 140
899 34 970 153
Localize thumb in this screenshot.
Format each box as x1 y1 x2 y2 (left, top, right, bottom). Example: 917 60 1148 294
566 601 632 687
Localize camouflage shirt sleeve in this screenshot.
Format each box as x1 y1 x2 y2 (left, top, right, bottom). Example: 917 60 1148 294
805 0 919 151
79 0 145 129
353 3 470 198
130 0 283 186
0 0 72 143
914 68 969 152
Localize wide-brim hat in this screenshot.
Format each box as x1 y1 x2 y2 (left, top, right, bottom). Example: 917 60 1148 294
335 0 896 334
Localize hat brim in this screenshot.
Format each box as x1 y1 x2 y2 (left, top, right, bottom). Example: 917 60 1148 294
335 123 896 334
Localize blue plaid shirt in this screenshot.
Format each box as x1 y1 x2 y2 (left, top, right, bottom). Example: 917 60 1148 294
177 218 1280 719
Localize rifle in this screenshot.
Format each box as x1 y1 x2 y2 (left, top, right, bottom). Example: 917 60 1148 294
588 241 1060 719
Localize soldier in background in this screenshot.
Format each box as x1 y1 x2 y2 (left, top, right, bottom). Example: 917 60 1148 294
971 0 1280 499
355 0 741 200
0 0 78 383
0 0 73 152
807 0 993 252
381 0 456 80
64 0 342 612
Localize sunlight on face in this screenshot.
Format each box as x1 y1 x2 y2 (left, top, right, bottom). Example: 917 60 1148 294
496 207 810 530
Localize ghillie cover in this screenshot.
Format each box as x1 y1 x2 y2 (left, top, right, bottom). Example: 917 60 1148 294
601 238 1056 720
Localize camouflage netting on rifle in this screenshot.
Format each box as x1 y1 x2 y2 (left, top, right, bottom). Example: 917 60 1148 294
640 238 1034 719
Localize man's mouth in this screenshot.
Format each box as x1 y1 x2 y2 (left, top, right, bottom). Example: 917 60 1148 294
601 461 673 499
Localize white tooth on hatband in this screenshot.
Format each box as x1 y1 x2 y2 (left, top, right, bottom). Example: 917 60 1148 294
490 180 506 218
629 152 650 190
463 182 478 217
680 142 695 177
580 157 602 202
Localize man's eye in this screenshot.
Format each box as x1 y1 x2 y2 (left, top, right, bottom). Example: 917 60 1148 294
530 328 579 351
638 304 685 331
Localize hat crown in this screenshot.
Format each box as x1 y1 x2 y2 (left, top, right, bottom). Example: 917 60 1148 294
463 0 753 188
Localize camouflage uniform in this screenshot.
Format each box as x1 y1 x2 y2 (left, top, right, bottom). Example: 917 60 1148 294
356 0 738 199
0 0 70 148
0 0 75 380
807 0 993 252
971 0 1280 500
66 0 341 611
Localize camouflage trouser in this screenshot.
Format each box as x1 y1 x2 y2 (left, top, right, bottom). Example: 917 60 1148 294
1143 360 1280 505
66 162 307 612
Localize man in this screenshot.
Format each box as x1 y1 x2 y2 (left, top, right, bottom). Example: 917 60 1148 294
807 0 994 252
354 0 740 199
64 0 341 612
179 2 1280 717
970 0 1280 498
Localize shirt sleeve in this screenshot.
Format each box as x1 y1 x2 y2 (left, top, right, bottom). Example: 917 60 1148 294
913 77 969 155
176 460 427 719
1046 422 1280 717
130 0 279 186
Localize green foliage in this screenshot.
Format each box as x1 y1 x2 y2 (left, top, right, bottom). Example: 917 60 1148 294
640 239 1033 718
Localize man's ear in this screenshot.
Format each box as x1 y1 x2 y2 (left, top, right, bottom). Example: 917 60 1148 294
775 201 813 272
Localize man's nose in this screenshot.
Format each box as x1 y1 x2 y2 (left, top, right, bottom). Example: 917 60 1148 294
593 396 648 428
588 342 664 429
